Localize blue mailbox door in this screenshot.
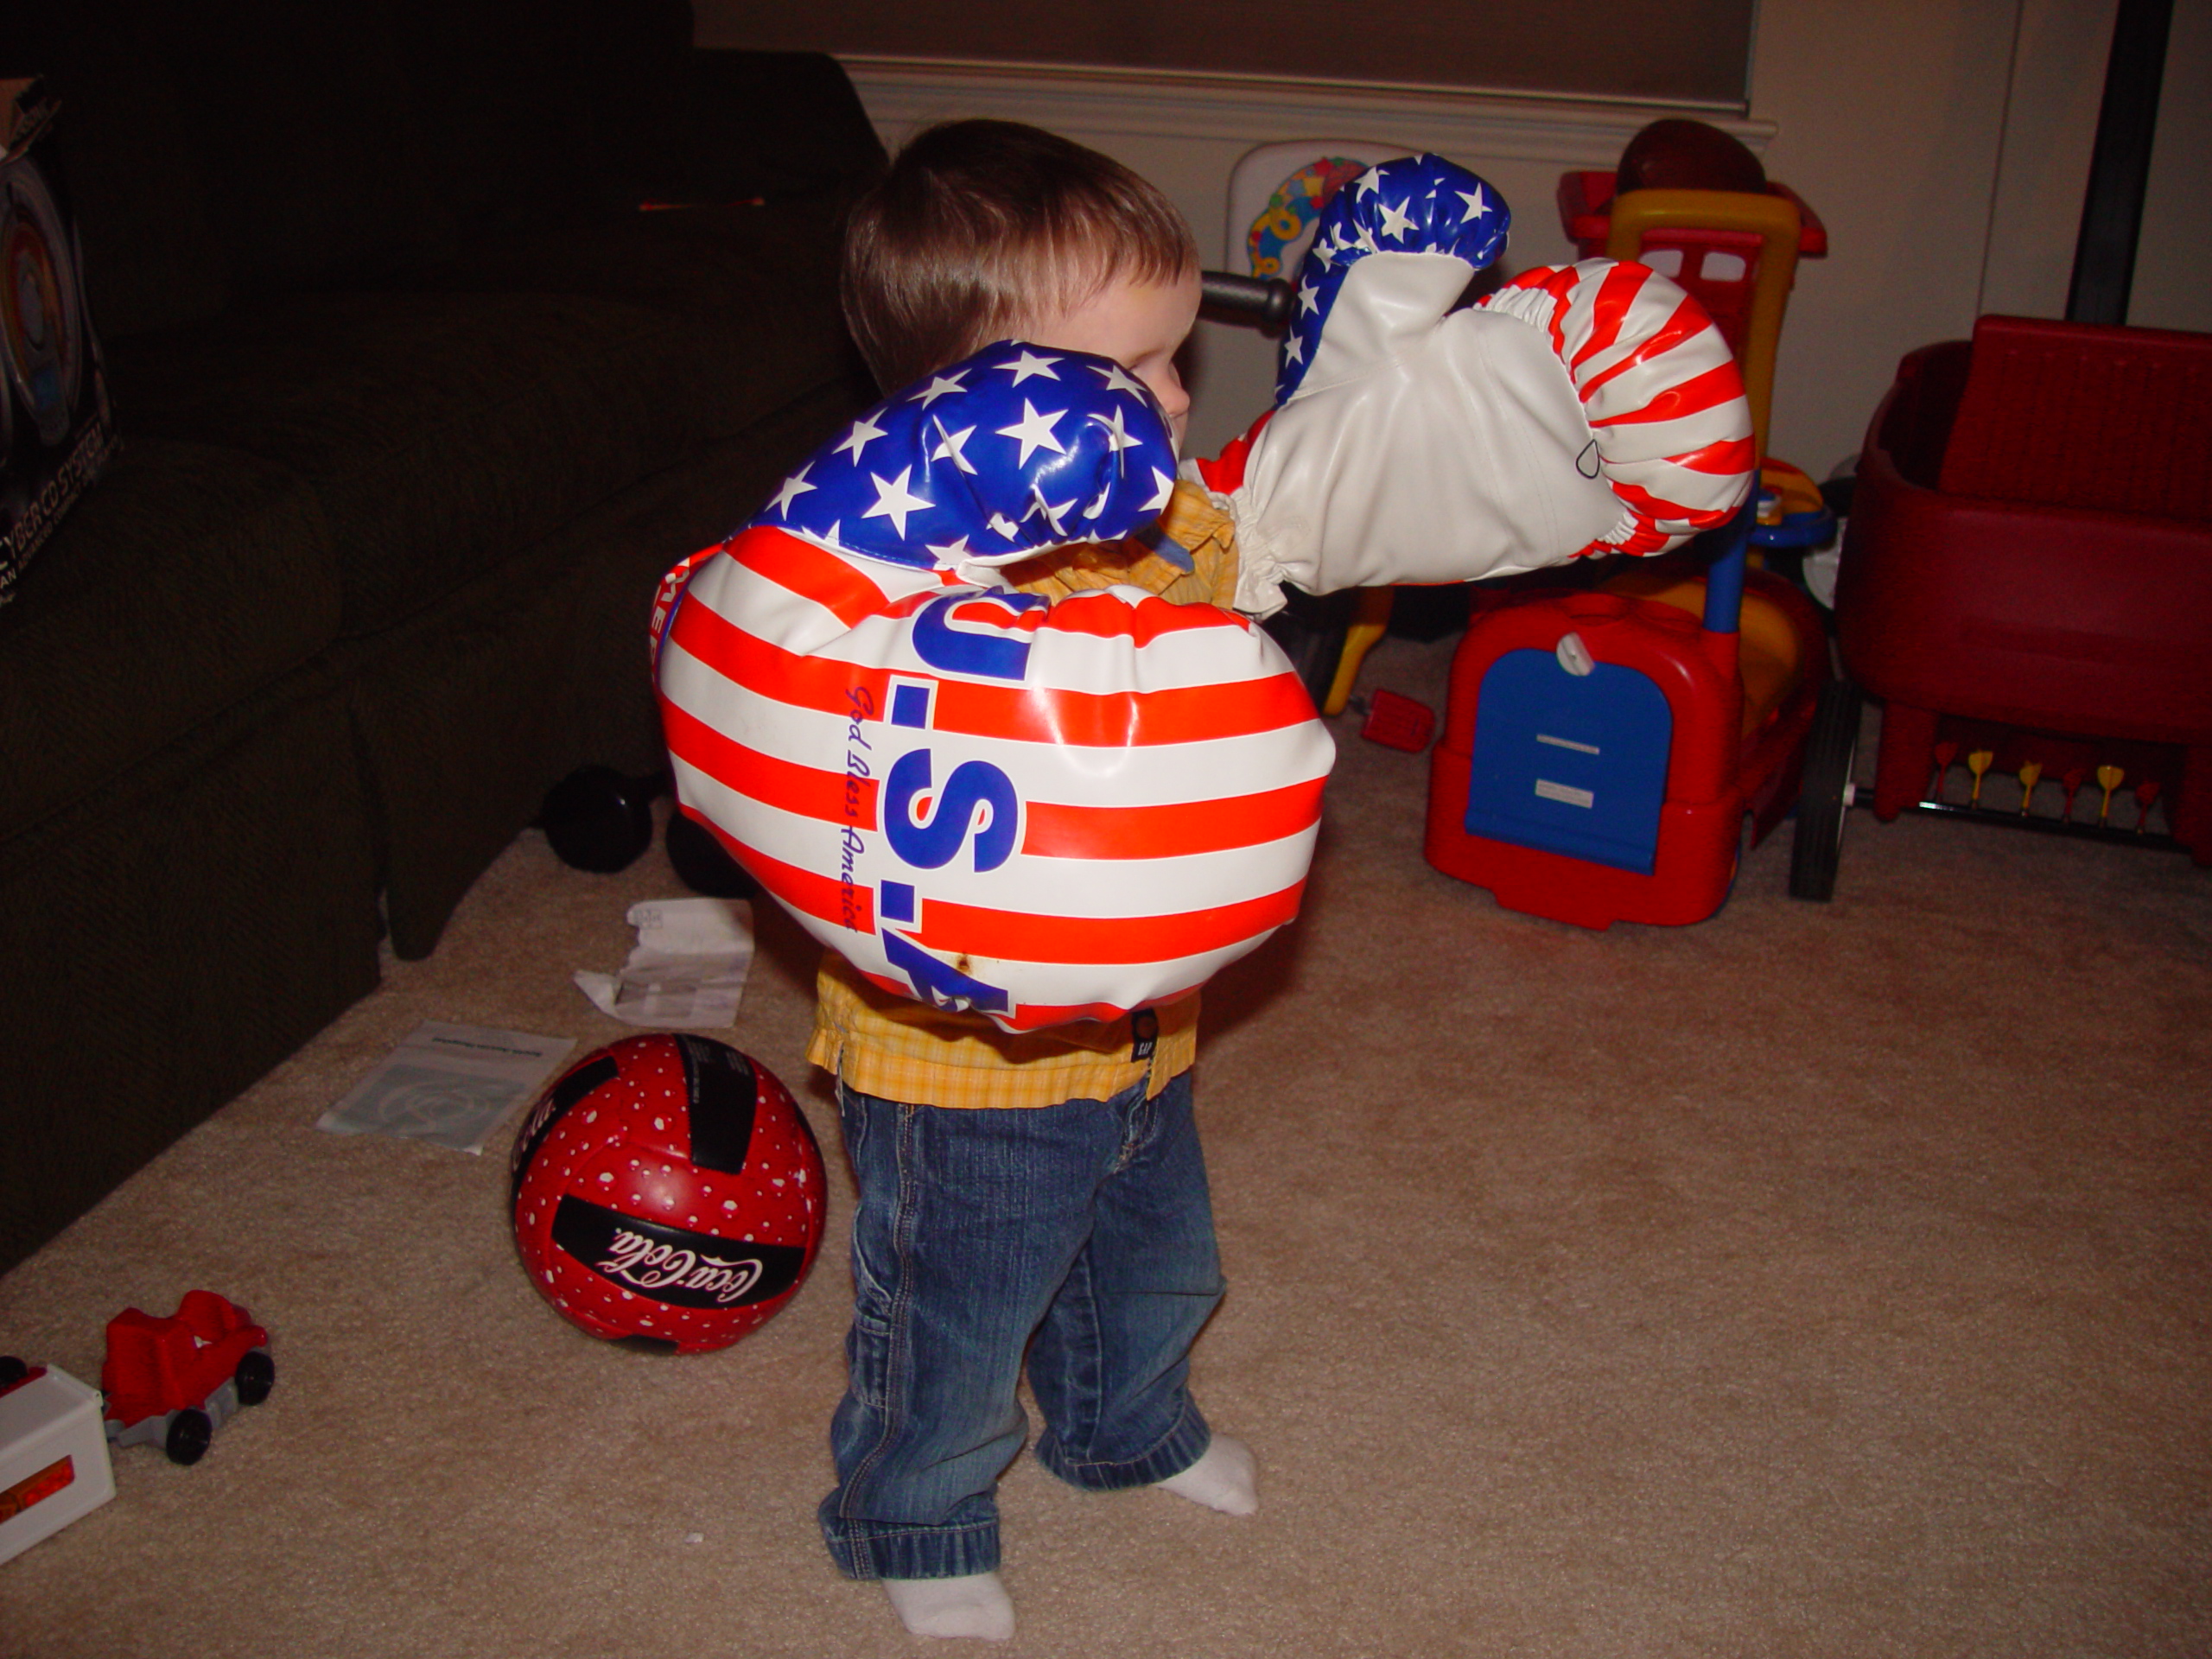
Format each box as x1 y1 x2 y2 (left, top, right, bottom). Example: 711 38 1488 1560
1464 647 1673 874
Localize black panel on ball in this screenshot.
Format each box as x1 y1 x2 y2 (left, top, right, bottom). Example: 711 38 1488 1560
676 1035 758 1174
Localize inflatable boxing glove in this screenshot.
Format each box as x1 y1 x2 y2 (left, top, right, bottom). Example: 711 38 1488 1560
1202 154 1756 618
653 339 1335 1033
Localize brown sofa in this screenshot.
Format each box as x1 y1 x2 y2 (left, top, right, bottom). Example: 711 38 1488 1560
0 0 884 1270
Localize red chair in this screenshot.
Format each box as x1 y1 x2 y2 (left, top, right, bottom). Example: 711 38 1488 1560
1835 314 2212 864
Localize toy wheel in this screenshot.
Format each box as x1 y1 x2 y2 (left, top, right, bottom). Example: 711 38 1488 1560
234 1350 275 1407
1789 677 1863 901
165 1408 213 1465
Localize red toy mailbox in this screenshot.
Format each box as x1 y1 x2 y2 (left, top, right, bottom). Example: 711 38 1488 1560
1426 542 1829 930
102 1290 274 1465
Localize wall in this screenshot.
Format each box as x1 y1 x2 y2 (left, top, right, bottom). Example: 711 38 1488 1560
701 0 2209 474
1978 0 2210 338
2127 0 2212 337
689 0 1758 105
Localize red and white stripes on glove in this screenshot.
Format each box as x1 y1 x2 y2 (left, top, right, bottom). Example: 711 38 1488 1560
1478 258 1754 557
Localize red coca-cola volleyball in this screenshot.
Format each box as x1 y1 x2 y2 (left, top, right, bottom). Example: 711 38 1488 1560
509 1034 825 1353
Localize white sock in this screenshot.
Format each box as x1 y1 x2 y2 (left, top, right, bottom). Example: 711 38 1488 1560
1155 1433 1259 1516
881 1572 1015 1642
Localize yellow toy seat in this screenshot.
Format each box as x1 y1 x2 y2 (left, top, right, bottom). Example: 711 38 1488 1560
1600 566 1813 735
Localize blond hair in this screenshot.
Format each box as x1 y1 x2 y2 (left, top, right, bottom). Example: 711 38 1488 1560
842 120 1198 394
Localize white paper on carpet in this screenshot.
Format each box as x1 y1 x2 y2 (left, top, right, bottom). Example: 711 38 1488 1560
315 1021 577 1154
572 898 753 1028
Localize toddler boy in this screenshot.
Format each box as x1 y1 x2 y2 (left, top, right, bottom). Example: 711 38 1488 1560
666 111 1758 1645
813 118 1256 1643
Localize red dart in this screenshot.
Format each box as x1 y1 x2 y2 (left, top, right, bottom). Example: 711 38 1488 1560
2061 766 2088 822
2135 779 2162 832
1930 741 1959 803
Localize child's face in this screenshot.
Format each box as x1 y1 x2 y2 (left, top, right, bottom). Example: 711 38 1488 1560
1024 267 1201 453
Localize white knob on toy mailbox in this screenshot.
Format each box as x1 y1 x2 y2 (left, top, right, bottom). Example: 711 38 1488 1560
1555 632 1596 677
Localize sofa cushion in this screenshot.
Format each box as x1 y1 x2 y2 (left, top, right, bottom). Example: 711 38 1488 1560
382 0 697 241
397 194 864 447
599 49 890 210
0 437 341 842
346 372 874 959
0 660 381 1274
23 0 445 314
99 289 718 636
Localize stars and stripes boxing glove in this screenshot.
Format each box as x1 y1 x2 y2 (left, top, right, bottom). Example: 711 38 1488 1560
1198 154 1756 618
652 339 1335 1033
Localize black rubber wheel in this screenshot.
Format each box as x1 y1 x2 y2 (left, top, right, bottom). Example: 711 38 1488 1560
165 1408 213 1466
1262 585 1356 711
0 1357 26 1389
1789 678 1863 901
539 766 658 874
667 811 758 899
234 1349 275 1408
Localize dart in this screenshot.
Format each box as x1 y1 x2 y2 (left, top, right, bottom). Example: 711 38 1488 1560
2017 761 2044 815
2096 764 2124 824
2061 766 2088 822
1967 748 1994 808
2135 779 2161 832
1930 740 1959 802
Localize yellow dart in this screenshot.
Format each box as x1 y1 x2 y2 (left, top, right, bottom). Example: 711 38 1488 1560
2097 764 2125 824
1967 748 1994 808
2017 761 2044 815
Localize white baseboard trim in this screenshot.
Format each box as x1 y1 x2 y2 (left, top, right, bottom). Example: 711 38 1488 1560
839 55 1774 167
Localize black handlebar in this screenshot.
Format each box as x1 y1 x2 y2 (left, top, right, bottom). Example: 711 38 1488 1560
1199 271 1294 329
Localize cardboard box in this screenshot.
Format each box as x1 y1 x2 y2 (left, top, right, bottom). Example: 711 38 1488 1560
0 1365 115 1565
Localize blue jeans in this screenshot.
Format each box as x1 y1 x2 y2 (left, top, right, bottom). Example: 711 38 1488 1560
819 1070 1224 1580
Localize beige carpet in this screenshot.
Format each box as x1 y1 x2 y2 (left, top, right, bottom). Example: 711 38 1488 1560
3 632 2209 1658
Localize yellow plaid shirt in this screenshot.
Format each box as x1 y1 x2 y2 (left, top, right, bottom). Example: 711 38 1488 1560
805 480 1240 1109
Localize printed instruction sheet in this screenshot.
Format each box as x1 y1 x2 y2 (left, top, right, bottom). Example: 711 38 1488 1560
317 1022 576 1154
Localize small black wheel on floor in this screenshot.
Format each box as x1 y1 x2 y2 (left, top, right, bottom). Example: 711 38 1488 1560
234 1349 275 1408
165 1408 214 1465
539 766 660 874
666 811 758 899
1262 584 1356 711
1789 677 1863 902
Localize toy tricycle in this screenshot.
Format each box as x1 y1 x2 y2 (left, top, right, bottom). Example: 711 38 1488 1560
1423 180 1854 925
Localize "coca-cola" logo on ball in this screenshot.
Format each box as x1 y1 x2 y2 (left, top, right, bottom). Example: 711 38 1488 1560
598 1228 765 1304
550 1194 808 1310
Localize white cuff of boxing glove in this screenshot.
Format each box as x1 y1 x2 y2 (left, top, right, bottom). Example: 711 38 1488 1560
1223 492 1300 620
1231 282 1623 598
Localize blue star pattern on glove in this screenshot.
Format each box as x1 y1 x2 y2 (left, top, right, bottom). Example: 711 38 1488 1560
1276 155 1512 403
746 339 1182 570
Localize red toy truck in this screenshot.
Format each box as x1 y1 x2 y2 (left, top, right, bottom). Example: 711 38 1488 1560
101 1291 274 1465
